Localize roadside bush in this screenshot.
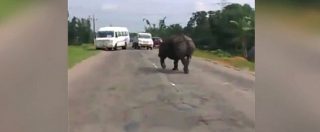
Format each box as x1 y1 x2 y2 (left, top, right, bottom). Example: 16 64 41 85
210 49 232 58
142 4 255 58
194 36 218 50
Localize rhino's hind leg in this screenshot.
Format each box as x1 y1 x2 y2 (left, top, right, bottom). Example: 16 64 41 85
181 56 190 74
160 57 166 69
172 59 179 70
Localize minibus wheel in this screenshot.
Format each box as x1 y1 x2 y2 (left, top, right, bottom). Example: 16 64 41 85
122 43 127 50
113 44 118 50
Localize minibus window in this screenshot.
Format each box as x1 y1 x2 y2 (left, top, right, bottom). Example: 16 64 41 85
97 31 114 38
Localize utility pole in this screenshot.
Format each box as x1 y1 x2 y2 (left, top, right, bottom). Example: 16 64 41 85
89 14 98 39
92 14 97 39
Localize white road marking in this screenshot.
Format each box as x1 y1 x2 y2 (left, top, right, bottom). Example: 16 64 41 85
223 82 229 85
152 63 158 69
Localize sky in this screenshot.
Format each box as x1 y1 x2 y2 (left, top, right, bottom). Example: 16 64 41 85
68 0 255 32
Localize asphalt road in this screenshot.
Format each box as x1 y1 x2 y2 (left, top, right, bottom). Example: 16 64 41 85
68 46 255 132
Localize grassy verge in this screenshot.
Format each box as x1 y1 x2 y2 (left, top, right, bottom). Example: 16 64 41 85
68 44 99 68
193 49 255 71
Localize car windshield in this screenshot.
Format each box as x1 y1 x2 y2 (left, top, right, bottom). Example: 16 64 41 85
97 31 114 38
138 34 151 39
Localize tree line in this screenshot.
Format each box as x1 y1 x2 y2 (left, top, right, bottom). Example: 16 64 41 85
143 4 255 58
67 4 255 60
68 16 94 45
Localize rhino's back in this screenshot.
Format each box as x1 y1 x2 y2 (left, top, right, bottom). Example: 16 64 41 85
171 35 195 58
158 34 196 59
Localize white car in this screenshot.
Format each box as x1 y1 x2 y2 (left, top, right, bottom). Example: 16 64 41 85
94 27 130 50
132 33 154 50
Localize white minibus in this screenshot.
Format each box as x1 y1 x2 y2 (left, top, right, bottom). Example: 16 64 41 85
95 27 130 50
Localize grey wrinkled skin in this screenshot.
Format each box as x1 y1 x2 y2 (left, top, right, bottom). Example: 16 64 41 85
158 34 196 74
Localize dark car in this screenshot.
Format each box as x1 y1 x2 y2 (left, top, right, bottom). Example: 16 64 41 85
152 37 163 48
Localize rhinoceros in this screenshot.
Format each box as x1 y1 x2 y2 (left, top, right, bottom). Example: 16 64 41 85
158 34 196 74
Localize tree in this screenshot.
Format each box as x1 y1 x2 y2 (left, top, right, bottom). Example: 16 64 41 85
230 16 254 57
68 16 94 45
142 3 255 57
185 11 214 49
143 17 169 38
167 24 183 35
159 17 167 30
143 18 151 28
68 17 78 44
206 4 255 52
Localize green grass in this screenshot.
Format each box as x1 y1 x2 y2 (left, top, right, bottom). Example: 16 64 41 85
68 44 99 68
193 49 255 71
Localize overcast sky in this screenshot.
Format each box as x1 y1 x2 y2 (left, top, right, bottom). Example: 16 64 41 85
68 0 255 32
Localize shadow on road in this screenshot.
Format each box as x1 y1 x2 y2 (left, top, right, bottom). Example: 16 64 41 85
138 67 185 74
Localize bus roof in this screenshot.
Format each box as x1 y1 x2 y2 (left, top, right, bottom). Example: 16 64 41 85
98 27 128 32
138 32 152 36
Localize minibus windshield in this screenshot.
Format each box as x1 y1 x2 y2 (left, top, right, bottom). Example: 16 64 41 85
138 34 151 39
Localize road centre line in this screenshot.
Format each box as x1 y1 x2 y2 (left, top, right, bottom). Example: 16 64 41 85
152 63 158 69
150 62 180 92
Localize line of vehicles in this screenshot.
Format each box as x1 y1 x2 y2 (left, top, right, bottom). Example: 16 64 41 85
94 26 163 50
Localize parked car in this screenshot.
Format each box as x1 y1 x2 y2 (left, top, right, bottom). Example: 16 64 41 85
152 37 163 48
132 33 154 50
94 27 130 51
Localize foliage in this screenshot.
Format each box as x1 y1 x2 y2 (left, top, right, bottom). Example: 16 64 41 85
210 49 232 58
68 44 99 68
68 16 94 45
143 17 183 39
143 3 255 60
194 49 254 71
207 4 255 52
229 16 254 57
